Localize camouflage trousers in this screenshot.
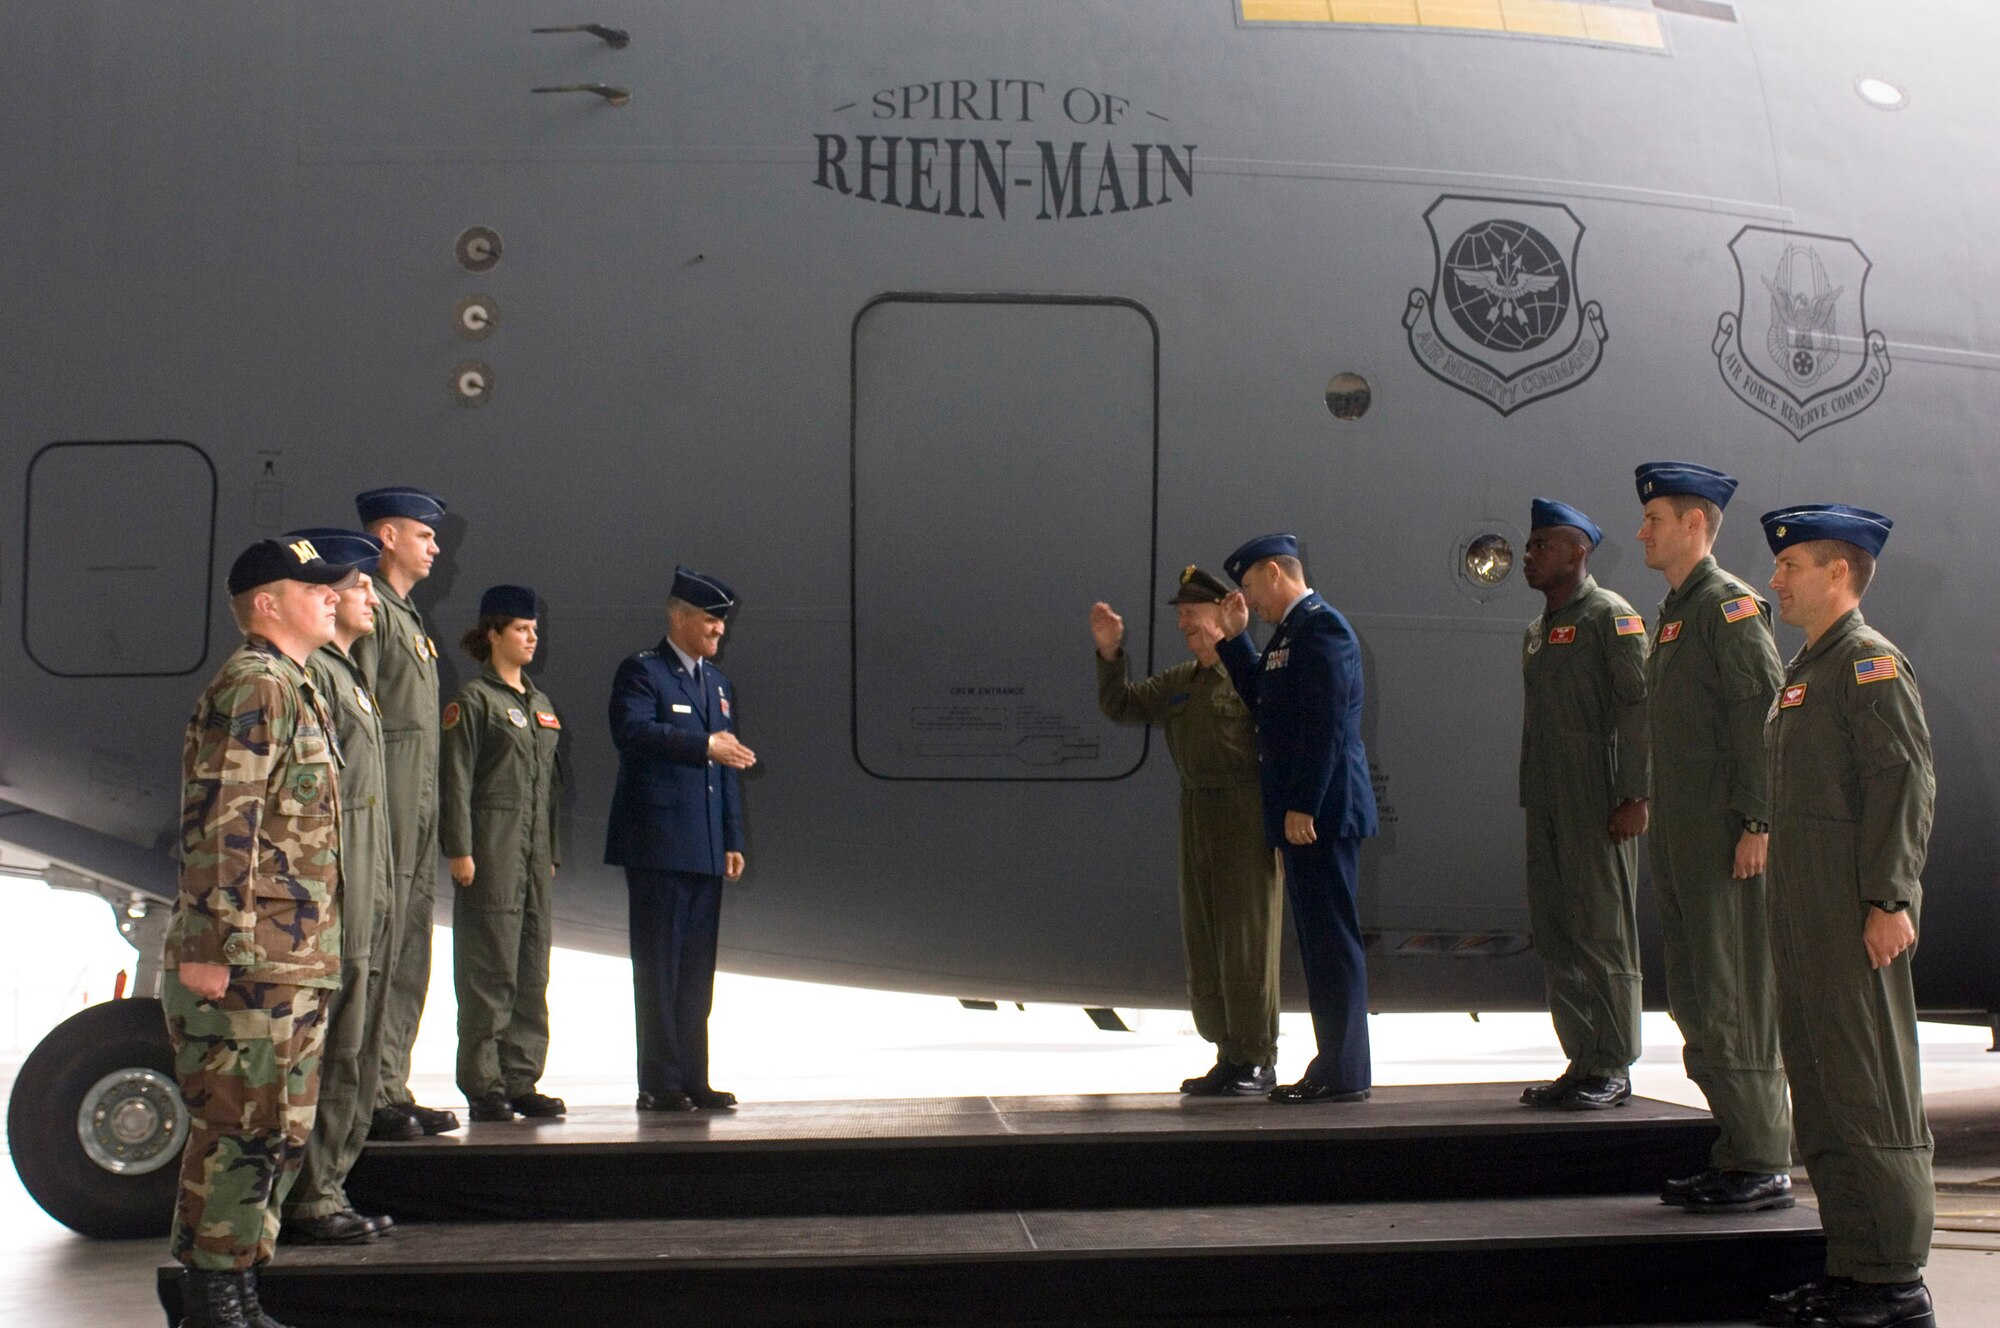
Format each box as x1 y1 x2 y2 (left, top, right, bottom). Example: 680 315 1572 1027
164 973 329 1270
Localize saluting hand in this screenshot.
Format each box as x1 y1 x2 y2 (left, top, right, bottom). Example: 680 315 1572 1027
1284 810 1318 846
449 856 475 887
1219 590 1251 638
1089 602 1125 660
707 732 757 769
1863 906 1916 969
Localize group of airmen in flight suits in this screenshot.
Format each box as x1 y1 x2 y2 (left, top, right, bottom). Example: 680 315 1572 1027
1103 469 1937 1328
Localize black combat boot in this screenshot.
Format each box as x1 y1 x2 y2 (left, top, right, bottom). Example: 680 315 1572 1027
236 1267 299 1328
178 1268 253 1328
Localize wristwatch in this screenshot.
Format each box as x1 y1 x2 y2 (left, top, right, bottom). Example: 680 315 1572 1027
1868 900 1911 914
1741 818 1770 834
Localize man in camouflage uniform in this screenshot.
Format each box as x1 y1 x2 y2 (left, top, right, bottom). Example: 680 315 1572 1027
354 486 459 1137
165 538 357 1328
1092 566 1280 1096
1517 499 1650 1112
1759 505 1937 1328
279 529 409 1248
1634 462 1793 1214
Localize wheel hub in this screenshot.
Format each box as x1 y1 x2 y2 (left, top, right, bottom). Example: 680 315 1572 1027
76 1068 188 1175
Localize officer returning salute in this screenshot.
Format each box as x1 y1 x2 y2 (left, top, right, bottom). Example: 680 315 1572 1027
1093 567 1282 1097
278 530 406 1251
1759 506 1938 1328
1634 462 1793 1212
1518 499 1651 1112
607 567 756 1112
353 486 460 1138
166 539 356 1328
1215 535 1380 1104
442 585 568 1123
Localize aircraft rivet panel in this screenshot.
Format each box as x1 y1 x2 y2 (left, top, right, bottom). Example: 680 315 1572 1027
452 361 496 407
456 226 504 273
455 295 500 340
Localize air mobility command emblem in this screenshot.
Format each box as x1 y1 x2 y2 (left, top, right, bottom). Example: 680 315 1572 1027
355 686 374 714
1854 655 1899 684
1614 615 1646 636
506 707 529 727
1721 596 1760 623
1547 626 1577 645
1403 195 1607 416
1714 227 1890 440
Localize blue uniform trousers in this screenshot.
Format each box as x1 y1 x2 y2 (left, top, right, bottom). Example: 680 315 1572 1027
624 868 723 1095
1282 834 1371 1091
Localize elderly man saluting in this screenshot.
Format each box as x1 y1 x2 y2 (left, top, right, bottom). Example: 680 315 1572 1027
1214 534 1380 1104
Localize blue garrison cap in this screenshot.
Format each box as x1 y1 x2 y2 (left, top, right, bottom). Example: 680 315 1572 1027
227 539 360 596
1634 462 1739 509
355 486 447 527
1760 504 1893 558
479 584 539 619
284 528 380 574
1223 534 1299 586
670 566 737 617
1530 498 1602 548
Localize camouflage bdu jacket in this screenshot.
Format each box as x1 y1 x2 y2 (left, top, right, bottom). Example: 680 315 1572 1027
166 637 344 987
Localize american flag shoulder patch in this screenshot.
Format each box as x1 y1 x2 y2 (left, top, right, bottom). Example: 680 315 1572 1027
1854 655 1899 685
1720 595 1760 623
1613 615 1646 636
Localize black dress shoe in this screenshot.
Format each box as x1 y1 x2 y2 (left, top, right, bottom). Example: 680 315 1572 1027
510 1091 568 1118
1181 1062 1233 1095
1269 1079 1370 1104
279 1209 377 1245
1762 1277 1854 1326
1660 1166 1721 1205
1558 1074 1632 1110
1520 1074 1578 1108
1219 1064 1277 1096
1799 1280 1934 1328
366 1105 423 1142
360 1211 395 1237
637 1090 697 1112
405 1102 462 1135
1680 1169 1795 1213
689 1087 738 1109
467 1091 515 1122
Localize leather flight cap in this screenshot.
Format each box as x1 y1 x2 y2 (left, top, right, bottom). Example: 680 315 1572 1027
1530 498 1603 547
671 566 737 617
1760 504 1893 557
228 538 361 596
284 527 381 574
479 583 540 619
1168 565 1231 605
1634 461 1739 509
355 486 447 527
1224 534 1300 586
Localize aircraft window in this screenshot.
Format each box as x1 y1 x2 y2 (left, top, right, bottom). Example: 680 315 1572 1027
1238 0 1668 52
1453 526 1520 602
1325 373 1372 420
1855 78 1907 110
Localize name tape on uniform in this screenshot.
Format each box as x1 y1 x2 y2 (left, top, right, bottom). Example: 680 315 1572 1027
1780 684 1808 708
672 703 694 714
1658 621 1684 643
535 710 561 728
1547 626 1577 645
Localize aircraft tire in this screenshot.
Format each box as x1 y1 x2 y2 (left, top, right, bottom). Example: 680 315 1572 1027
7 997 181 1239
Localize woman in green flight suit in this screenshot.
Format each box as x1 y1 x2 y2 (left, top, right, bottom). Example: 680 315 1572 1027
441 584 566 1123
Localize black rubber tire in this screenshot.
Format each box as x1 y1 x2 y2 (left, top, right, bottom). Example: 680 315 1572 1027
7 997 180 1238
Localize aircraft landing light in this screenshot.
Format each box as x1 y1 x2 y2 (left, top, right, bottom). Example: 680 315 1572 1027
1241 0 1668 52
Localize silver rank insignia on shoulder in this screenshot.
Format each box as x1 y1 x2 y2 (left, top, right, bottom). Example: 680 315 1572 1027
506 707 529 727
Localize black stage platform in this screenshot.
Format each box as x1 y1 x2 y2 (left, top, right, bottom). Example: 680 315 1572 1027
157 1086 1825 1326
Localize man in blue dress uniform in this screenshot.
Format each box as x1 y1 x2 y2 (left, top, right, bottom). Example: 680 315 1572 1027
1215 534 1380 1103
605 567 756 1112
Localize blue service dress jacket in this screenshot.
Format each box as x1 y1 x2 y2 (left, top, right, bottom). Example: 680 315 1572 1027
604 642 745 876
1217 592 1380 846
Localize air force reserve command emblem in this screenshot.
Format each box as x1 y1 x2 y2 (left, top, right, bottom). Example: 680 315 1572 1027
1404 196 1607 416
1714 227 1890 440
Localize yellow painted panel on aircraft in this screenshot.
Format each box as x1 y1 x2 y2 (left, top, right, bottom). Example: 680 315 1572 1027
1326 1 1422 22
1580 5 1666 47
1417 1 1508 32
1241 0 1335 21
1499 0 1589 38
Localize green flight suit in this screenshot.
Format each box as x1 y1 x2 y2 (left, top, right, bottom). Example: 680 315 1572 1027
1097 649 1279 1066
1766 609 1935 1283
353 580 441 1109
1519 575 1650 1077
440 668 564 1101
286 643 397 1220
1646 554 1791 1174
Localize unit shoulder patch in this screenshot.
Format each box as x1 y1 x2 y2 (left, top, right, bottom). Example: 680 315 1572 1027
1613 615 1646 637
1853 655 1900 685
1720 595 1760 623
441 701 461 729
1779 683 1808 709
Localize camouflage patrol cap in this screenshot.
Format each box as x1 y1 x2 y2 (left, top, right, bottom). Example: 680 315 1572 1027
228 538 361 596
1168 566 1230 605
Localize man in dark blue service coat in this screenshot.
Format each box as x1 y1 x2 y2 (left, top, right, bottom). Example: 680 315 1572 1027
606 567 756 1112
1215 534 1379 1104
